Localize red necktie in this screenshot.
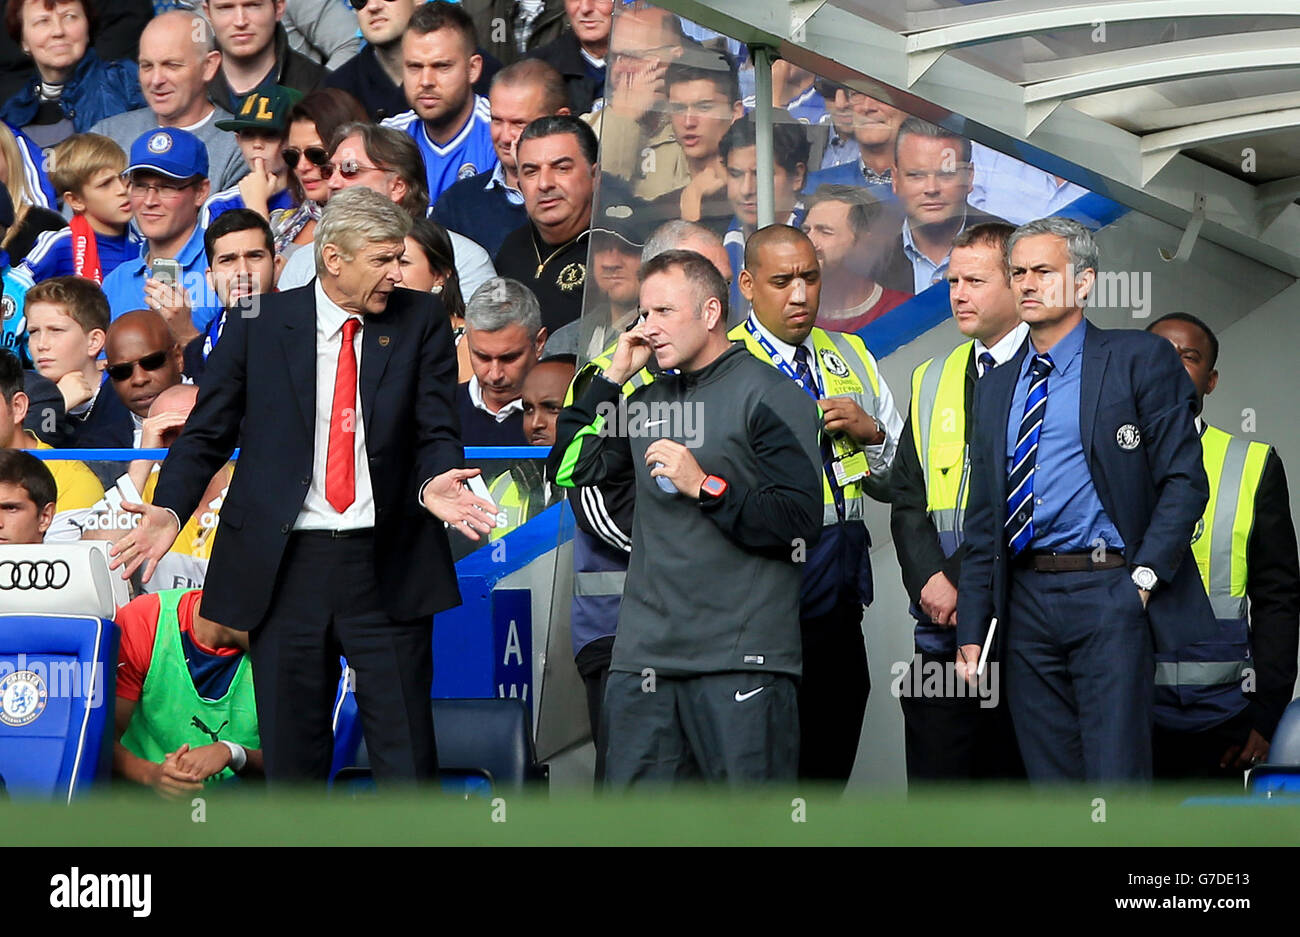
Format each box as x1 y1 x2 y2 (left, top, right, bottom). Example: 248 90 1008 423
325 317 361 513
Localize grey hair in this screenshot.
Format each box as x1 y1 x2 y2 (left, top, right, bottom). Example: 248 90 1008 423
314 187 412 270
641 219 724 264
465 278 543 339
1007 216 1100 275
157 7 218 56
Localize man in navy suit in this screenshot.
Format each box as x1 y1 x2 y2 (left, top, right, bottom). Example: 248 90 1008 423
109 187 497 785
955 216 1217 782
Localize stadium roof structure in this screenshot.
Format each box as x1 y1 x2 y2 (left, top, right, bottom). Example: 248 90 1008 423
652 0 1300 277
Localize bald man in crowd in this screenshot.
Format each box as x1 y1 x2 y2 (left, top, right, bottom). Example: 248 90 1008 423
104 311 186 447
91 10 248 192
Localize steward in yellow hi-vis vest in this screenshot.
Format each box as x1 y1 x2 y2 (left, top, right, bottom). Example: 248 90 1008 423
1147 313 1299 778
730 225 903 785
889 223 1029 782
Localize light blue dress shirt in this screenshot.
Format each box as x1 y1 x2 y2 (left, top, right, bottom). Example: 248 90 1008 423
1005 317 1124 552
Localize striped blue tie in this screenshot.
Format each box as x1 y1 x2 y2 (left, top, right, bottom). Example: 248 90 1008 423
1005 353 1054 555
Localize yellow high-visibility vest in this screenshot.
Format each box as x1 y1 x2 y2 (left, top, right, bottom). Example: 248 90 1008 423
730 322 883 527
908 341 975 556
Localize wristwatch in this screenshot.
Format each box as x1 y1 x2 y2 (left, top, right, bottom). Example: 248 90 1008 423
699 475 728 499
1131 566 1158 591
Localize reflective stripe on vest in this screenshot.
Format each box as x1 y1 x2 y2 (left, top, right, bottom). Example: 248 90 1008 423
730 323 883 527
1192 424 1270 621
574 570 627 596
910 342 973 557
1155 660 1253 687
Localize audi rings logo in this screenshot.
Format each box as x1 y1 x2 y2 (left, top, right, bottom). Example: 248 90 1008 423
0 560 71 590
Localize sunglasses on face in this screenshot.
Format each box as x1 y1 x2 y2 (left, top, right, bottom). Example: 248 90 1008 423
107 350 170 382
283 145 331 169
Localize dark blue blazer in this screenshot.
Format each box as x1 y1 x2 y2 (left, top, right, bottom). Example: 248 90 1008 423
152 283 465 630
955 320 1218 656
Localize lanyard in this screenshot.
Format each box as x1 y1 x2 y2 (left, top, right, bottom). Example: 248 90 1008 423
744 317 821 401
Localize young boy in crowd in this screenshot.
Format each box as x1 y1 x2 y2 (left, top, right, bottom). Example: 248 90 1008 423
201 87 301 228
16 134 137 286
25 276 133 448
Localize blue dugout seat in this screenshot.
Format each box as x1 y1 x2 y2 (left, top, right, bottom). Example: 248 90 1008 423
0 544 124 801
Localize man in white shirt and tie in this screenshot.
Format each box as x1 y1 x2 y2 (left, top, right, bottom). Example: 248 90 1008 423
111 187 497 785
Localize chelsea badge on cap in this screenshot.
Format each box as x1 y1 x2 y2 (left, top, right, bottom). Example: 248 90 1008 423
148 132 173 154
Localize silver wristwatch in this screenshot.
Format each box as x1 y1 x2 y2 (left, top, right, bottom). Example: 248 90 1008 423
1131 566 1158 591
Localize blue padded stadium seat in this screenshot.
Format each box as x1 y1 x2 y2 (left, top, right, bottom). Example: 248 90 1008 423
1267 698 1300 765
335 697 547 794
1246 698 1300 795
0 544 124 801
330 660 361 780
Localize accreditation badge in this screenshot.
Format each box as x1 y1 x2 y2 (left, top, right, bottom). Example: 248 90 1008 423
831 448 869 487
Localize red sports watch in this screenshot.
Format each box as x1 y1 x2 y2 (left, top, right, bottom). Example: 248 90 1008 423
700 475 728 499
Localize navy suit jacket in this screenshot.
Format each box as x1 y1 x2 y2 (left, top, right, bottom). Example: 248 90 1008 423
955 320 1218 657
152 283 465 630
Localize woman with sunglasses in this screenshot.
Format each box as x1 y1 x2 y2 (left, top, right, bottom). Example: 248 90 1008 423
401 217 472 382
273 88 368 259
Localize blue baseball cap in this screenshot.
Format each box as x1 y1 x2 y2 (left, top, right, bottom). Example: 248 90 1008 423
126 128 209 180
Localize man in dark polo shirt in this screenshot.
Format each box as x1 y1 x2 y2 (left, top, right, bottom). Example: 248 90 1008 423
493 115 595 335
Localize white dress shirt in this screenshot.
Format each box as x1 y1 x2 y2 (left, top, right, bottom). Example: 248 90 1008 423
294 280 376 530
974 321 1030 377
748 314 903 475
466 374 525 423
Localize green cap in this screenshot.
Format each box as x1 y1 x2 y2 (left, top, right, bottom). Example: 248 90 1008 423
215 85 304 133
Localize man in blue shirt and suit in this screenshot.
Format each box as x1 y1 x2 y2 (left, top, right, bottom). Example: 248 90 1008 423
955 216 1217 782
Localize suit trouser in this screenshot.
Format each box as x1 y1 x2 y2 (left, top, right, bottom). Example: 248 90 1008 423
1006 565 1154 782
900 650 1026 782
798 593 870 785
248 530 437 785
603 670 799 787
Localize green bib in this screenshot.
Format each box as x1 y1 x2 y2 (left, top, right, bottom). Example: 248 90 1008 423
120 589 259 783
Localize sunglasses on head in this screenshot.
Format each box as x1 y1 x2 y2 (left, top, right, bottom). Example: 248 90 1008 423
107 350 169 383
283 145 331 169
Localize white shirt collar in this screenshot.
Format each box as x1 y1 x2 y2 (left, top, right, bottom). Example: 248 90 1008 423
973 321 1029 375
1195 415 1204 433
748 312 813 364
467 374 524 422
314 279 359 339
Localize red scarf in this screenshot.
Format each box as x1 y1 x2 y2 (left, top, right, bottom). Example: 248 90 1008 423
69 214 102 284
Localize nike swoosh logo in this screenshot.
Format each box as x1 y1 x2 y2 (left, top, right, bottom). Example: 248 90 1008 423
734 686 766 703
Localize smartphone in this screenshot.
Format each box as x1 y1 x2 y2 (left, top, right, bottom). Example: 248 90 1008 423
465 472 505 529
149 257 182 287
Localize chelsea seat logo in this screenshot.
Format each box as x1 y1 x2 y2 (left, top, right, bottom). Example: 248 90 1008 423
0 669 47 727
